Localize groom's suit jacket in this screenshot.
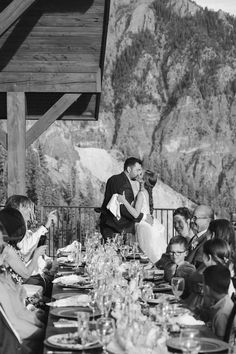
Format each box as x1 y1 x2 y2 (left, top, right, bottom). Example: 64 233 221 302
100 172 143 237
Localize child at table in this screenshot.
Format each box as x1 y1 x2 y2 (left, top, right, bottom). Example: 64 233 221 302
163 236 195 284
203 264 236 342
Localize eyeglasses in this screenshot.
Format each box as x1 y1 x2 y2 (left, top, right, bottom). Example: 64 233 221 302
169 251 186 256
192 216 209 222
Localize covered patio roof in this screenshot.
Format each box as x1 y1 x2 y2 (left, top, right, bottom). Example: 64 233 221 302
0 0 110 196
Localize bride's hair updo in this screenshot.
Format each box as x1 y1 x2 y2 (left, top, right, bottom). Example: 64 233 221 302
143 170 157 189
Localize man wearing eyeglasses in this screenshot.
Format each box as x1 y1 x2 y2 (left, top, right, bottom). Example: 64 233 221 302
186 204 214 268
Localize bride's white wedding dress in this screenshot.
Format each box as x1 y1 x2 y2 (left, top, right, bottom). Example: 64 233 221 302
135 190 167 263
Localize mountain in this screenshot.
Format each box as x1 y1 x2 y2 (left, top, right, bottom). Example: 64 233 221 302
0 0 235 219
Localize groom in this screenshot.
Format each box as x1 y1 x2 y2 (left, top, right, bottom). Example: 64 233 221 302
100 157 153 241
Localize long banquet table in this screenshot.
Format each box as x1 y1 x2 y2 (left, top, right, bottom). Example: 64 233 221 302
43 261 229 354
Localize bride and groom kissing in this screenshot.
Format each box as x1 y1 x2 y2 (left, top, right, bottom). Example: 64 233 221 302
100 157 166 263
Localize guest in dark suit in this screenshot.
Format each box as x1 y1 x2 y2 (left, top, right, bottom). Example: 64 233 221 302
186 205 214 268
100 157 153 241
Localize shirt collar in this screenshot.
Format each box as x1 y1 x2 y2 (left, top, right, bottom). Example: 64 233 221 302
211 294 228 311
197 229 208 238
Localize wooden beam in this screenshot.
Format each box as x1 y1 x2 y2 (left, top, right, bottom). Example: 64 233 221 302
0 128 7 149
0 0 38 38
7 92 26 196
0 72 101 92
26 94 81 147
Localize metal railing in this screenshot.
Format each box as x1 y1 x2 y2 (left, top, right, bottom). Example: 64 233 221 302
38 206 175 257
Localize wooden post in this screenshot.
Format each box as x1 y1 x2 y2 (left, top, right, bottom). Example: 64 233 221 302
7 92 26 196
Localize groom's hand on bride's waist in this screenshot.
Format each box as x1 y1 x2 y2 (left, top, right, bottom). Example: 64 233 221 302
145 214 153 226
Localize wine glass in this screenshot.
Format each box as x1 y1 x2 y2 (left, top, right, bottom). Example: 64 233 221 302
120 245 130 261
96 317 115 354
171 277 185 300
180 328 201 354
88 290 97 323
77 311 90 346
141 283 153 306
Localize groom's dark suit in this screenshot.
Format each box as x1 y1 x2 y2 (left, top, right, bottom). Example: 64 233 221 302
100 172 143 239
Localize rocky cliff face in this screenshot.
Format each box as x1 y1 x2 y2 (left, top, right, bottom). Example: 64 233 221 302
29 0 236 217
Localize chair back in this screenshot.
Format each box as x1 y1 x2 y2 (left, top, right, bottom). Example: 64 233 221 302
0 304 24 354
223 294 236 343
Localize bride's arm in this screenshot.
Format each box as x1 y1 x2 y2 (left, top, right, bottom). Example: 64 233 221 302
117 192 144 218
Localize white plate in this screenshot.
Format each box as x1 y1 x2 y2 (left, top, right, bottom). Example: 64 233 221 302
166 337 230 353
147 293 175 304
153 283 172 292
45 333 102 350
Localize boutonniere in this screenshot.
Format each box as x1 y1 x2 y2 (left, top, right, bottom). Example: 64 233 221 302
190 236 199 250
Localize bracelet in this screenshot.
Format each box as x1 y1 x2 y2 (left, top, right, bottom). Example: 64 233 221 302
43 224 49 231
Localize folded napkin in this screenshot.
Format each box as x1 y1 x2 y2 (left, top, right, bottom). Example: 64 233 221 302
172 313 204 326
57 240 81 255
107 194 121 220
54 318 77 328
53 274 86 285
47 294 90 307
57 256 71 264
22 284 43 298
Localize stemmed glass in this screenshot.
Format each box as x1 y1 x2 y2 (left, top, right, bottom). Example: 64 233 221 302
103 292 112 318
88 290 97 323
77 311 90 346
171 277 185 300
141 283 153 307
180 328 201 354
96 317 115 354
120 245 130 261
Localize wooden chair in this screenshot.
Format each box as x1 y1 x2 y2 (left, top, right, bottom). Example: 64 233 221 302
223 295 236 343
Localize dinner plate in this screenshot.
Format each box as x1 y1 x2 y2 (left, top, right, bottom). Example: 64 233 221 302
147 293 175 305
50 306 101 319
53 292 81 300
153 283 172 292
126 253 141 260
44 333 102 351
57 282 93 290
166 337 230 353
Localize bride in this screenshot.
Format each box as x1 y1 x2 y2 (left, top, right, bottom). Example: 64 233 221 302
117 171 167 264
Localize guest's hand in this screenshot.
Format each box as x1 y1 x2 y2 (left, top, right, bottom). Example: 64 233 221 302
34 245 47 258
145 214 153 226
45 209 57 229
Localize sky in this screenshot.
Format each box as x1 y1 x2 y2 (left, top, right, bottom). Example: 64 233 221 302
194 0 236 16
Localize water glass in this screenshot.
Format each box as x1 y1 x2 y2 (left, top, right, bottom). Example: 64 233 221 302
96 317 115 353
171 277 185 300
120 245 130 261
180 328 201 354
142 283 153 305
77 311 90 345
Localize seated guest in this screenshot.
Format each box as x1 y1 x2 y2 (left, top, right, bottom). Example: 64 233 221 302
208 219 236 276
156 206 193 269
185 239 233 310
5 195 57 264
173 207 194 241
203 264 236 342
0 208 47 284
5 195 58 294
186 204 214 268
163 236 195 283
0 222 45 354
